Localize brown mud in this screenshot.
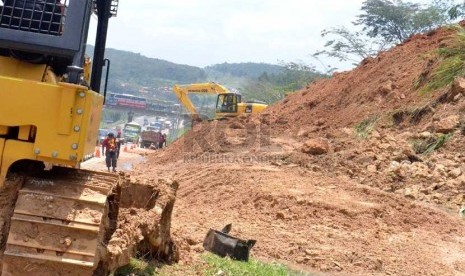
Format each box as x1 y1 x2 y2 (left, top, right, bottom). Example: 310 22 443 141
132 23 465 275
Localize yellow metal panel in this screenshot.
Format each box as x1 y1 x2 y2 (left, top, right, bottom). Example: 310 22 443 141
43 67 59 85
57 86 76 135
0 138 4 187
18 126 31 141
237 103 267 114
0 139 34 187
0 126 7 135
0 76 103 168
0 56 46 81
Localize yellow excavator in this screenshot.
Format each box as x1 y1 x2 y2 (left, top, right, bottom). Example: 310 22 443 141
0 1 175 275
172 82 268 121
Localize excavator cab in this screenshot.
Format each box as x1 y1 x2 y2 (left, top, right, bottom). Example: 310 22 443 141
216 93 241 113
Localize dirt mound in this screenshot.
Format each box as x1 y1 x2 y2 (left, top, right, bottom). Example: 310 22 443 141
159 27 464 165
149 162 465 275
105 174 179 271
264 28 456 135
134 24 465 275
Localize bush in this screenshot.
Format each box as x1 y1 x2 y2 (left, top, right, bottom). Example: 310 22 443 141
411 133 452 155
354 116 379 139
422 25 465 93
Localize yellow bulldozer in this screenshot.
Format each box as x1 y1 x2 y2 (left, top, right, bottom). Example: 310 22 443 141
0 1 175 275
173 82 268 121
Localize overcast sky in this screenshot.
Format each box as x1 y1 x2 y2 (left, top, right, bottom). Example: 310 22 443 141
87 0 457 71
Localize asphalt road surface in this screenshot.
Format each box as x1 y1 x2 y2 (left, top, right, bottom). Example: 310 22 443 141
81 144 151 172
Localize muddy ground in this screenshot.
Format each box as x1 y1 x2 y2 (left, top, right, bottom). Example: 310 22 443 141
83 23 465 275
128 23 465 276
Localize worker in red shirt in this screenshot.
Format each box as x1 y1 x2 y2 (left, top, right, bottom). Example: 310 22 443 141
101 132 117 172
158 132 166 149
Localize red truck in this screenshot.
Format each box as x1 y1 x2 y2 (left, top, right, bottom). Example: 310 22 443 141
140 129 162 148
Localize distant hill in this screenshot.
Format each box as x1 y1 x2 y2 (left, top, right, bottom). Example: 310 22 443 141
85 45 206 102
205 62 284 79
85 45 325 105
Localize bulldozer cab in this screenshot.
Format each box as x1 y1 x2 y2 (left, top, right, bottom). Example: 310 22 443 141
0 0 65 36
0 0 118 84
216 93 241 113
0 0 85 75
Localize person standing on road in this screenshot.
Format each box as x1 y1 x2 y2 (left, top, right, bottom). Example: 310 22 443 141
158 132 165 149
116 130 123 159
102 132 117 172
127 110 134 123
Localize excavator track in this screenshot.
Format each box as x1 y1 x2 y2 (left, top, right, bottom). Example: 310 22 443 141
1 168 119 276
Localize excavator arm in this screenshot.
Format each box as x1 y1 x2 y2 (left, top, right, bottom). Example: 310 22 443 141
172 82 230 120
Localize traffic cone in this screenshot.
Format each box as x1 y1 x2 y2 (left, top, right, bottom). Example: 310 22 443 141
124 144 128 152
95 146 101 158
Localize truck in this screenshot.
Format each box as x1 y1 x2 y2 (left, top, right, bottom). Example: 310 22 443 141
123 122 142 143
140 129 162 148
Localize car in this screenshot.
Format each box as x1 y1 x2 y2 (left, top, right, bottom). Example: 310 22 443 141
146 126 160 132
149 121 164 130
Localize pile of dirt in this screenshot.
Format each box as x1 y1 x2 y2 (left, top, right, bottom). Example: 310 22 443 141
153 22 465 208
264 27 457 135
105 174 179 271
143 161 465 275
134 23 465 275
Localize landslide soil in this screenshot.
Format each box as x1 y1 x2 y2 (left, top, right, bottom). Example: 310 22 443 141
133 24 465 275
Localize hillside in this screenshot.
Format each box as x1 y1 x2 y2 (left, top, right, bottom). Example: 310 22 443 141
131 23 465 275
86 45 324 105
205 62 284 78
86 45 206 103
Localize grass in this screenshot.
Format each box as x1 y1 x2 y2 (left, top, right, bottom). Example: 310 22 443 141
111 254 309 276
202 253 309 276
421 25 465 93
354 116 379 139
411 133 453 155
389 104 434 127
112 258 156 276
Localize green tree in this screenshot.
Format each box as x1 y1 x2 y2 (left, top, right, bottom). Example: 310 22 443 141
448 2 465 19
414 0 456 30
314 26 388 64
316 0 457 68
356 0 455 43
241 61 326 104
279 61 320 91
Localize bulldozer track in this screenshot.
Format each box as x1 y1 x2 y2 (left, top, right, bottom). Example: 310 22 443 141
1 169 119 276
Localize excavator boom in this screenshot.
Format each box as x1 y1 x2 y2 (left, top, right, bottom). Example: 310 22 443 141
173 82 230 120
